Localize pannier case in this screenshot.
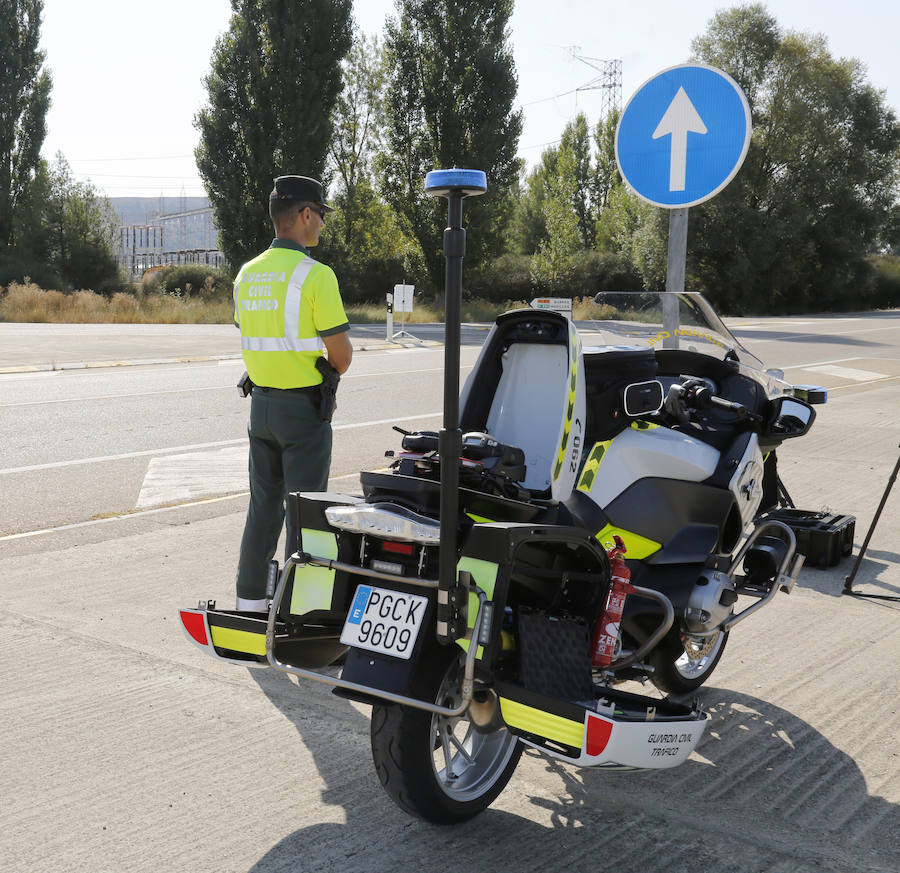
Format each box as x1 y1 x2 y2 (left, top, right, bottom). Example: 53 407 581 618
761 509 855 568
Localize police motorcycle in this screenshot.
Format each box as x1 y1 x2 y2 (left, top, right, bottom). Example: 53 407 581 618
179 170 823 824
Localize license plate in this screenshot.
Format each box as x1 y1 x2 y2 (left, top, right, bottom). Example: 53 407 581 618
340 584 429 660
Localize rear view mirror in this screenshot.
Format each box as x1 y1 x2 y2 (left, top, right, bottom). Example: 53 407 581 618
623 380 664 417
769 396 815 437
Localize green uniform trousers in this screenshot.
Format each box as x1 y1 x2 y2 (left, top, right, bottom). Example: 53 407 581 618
236 387 331 600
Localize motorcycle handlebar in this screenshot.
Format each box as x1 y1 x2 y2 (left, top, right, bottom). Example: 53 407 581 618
706 392 748 416
670 381 760 423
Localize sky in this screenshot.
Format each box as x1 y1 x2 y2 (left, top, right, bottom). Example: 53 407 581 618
37 0 899 200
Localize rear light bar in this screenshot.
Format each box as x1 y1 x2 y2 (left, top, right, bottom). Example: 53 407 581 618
325 503 441 544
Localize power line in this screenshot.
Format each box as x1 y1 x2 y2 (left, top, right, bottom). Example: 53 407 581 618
97 185 208 193
520 88 579 108
520 138 562 151
67 154 195 162
73 172 203 181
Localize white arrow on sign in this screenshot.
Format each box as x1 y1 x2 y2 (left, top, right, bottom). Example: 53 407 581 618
652 86 707 192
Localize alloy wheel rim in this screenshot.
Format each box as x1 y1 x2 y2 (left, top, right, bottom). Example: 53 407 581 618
429 660 517 801
675 630 725 679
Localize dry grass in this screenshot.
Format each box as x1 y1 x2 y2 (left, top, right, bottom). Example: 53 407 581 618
0 281 604 325
346 298 532 323
346 297 611 322
0 281 234 324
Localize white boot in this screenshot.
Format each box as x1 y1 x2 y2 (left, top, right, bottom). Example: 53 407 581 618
236 596 269 612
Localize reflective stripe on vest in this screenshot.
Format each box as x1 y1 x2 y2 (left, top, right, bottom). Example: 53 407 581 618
241 336 323 352
239 256 324 352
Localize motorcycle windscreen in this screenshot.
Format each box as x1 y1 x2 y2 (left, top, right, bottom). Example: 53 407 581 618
465 318 585 500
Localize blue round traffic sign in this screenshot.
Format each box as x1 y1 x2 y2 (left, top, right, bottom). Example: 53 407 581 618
615 64 751 208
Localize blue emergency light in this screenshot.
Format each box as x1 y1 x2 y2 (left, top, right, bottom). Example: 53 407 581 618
424 169 487 197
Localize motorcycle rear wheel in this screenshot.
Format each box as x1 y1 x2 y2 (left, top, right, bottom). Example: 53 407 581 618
649 628 728 695
370 647 522 824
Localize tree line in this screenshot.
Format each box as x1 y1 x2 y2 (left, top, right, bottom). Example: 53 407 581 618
2 1 899 314
0 1 121 292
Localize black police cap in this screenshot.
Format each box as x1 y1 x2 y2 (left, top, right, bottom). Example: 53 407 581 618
270 175 333 211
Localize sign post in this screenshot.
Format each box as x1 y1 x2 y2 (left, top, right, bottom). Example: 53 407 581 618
530 297 573 319
615 63 751 330
390 283 418 342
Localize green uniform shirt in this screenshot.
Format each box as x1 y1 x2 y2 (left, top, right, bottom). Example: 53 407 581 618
233 239 349 389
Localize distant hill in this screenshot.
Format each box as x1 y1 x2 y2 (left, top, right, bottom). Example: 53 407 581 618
110 197 210 226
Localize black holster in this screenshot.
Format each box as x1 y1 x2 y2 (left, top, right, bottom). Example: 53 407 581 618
315 357 340 422
237 371 254 397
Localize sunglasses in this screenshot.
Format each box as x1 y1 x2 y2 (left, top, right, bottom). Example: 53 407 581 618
306 205 326 220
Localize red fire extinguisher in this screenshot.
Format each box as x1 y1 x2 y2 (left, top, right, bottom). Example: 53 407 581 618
591 535 636 668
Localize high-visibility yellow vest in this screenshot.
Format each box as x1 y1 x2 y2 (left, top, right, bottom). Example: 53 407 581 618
233 240 348 389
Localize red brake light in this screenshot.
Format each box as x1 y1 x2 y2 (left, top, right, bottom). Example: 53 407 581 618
382 540 415 556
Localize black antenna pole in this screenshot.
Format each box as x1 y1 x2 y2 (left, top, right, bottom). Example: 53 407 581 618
843 445 900 602
424 169 487 641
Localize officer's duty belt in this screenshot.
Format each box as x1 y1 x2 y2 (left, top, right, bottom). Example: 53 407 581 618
253 385 319 397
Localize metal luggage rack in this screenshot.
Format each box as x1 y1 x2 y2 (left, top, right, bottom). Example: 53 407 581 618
263 550 492 719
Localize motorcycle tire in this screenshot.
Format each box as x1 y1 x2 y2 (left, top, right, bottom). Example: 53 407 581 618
370 646 522 824
648 628 729 695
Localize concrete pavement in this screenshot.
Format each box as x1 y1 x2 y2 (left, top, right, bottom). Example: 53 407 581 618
2 384 898 872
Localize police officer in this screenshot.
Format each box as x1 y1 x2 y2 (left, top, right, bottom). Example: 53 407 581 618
234 175 353 610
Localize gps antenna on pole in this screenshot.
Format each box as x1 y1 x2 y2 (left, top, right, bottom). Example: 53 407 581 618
424 168 487 642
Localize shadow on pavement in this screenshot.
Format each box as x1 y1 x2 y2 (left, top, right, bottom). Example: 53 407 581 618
796 553 900 603
244 670 899 873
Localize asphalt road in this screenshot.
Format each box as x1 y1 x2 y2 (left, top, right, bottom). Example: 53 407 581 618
0 345 474 536
1 313 899 873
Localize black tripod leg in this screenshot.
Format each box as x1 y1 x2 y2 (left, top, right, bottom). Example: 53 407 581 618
843 446 900 594
777 476 795 509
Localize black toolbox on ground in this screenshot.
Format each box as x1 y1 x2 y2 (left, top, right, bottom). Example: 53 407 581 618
761 509 856 569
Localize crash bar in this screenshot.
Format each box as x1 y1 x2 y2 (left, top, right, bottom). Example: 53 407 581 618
714 520 800 635
607 584 675 672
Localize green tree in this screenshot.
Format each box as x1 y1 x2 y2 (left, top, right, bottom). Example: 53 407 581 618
315 180 424 303
530 143 582 291
329 30 385 256
509 146 557 255
511 113 607 257
380 0 523 290
316 30 425 302
195 0 352 270
44 154 122 292
686 4 900 313
560 113 593 248
592 108 621 216
0 0 51 251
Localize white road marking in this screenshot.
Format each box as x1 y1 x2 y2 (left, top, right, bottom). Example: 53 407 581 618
0 365 469 407
823 375 898 392
736 323 900 343
781 355 900 370
135 413 442 507
804 364 889 381
1 439 246 476
1 385 227 407
136 446 247 508
332 412 439 430
0 474 361 542
0 413 441 476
